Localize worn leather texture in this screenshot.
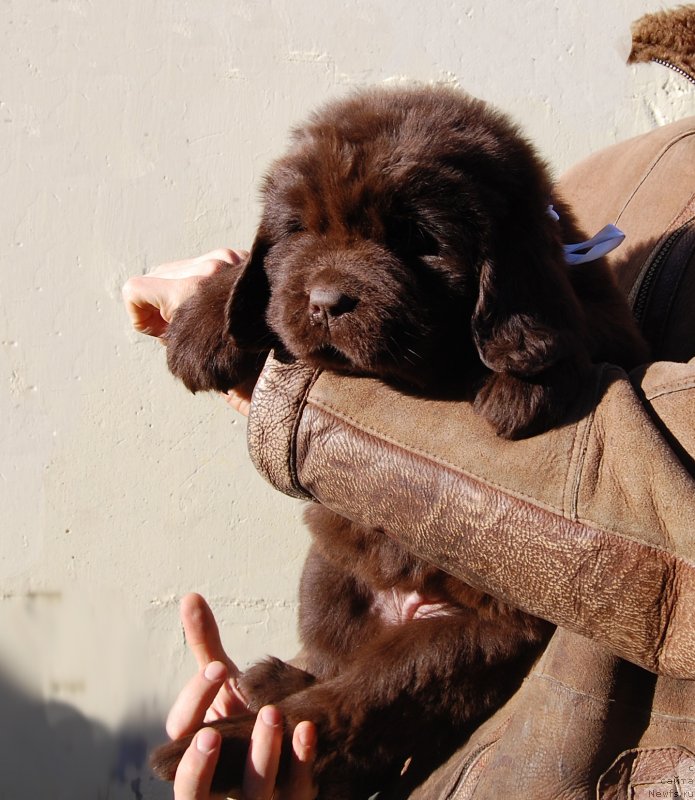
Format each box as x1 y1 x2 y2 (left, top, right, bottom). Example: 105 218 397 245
246 117 695 798
247 355 320 501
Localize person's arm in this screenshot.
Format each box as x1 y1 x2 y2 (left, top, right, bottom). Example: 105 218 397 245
122 257 695 677
246 353 695 679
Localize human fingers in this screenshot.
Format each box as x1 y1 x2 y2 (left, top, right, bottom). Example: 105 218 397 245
166 661 228 740
123 250 249 336
180 594 249 717
173 727 223 800
220 377 256 418
278 722 317 800
180 594 238 673
151 249 248 278
121 274 203 336
241 706 284 800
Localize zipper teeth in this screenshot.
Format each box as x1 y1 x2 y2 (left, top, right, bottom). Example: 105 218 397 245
633 219 693 323
651 58 695 86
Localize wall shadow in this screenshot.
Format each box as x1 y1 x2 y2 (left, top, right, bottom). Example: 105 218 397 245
0 667 170 800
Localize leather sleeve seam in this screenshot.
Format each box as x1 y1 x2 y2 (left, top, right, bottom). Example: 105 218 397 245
306 395 565 515
529 672 625 708
615 130 695 225
288 367 324 497
304 396 695 569
536 672 673 710
566 365 609 521
532 673 695 724
644 379 695 401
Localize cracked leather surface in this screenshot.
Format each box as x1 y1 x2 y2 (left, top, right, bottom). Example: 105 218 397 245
249 359 695 678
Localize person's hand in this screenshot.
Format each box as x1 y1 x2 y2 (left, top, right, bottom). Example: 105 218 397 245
122 249 247 337
122 250 254 417
168 593 317 800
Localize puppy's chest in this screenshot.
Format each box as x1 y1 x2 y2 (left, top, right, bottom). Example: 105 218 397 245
305 503 426 583
304 504 470 624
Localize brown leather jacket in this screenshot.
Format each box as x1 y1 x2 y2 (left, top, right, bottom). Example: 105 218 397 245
246 118 695 799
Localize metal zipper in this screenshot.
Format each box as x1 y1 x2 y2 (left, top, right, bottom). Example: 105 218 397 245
651 58 695 86
633 216 695 325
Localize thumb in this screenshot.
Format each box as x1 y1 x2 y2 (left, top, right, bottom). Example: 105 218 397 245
173 728 221 800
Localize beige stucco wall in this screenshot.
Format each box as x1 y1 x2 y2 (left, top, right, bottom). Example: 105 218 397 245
2 1 694 797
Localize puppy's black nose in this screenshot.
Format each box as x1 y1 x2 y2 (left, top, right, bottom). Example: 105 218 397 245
309 288 356 321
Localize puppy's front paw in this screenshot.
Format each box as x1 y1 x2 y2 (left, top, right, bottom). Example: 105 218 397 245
239 657 316 710
164 269 266 393
474 367 578 439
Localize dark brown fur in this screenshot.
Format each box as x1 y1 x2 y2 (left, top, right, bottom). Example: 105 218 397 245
154 87 648 797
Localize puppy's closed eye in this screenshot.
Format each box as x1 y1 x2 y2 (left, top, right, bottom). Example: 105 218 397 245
283 218 306 237
395 219 441 258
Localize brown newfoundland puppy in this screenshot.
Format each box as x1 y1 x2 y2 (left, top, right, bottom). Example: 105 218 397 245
152 86 648 797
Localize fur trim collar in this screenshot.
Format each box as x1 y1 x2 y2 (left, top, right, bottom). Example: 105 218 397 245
629 5 695 85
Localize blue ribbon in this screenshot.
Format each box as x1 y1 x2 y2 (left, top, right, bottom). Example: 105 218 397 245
547 205 626 265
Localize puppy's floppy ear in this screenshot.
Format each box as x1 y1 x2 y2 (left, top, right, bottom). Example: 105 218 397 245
470 218 590 437
225 229 274 350
471 236 583 376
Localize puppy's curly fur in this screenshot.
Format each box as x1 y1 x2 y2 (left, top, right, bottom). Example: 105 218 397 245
153 87 648 797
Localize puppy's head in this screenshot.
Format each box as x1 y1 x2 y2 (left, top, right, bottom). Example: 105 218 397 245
228 87 588 429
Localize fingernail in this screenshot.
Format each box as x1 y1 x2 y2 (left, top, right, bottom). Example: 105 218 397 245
204 661 226 682
196 728 219 754
260 705 282 728
297 723 316 750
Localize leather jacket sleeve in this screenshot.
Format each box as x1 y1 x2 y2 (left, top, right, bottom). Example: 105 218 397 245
247 352 695 679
